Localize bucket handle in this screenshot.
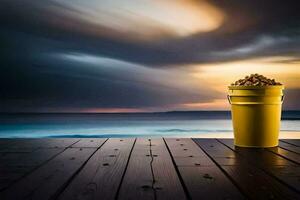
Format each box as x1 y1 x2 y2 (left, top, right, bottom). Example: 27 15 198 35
227 95 232 104
227 95 285 105
281 95 285 102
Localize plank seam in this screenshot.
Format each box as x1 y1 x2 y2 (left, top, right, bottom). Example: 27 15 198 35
0 139 19 149
278 145 300 155
163 138 192 200
67 139 82 148
280 140 300 148
0 139 80 192
192 138 249 199
266 147 300 165
52 138 109 200
278 146 300 155
217 139 300 194
115 138 137 200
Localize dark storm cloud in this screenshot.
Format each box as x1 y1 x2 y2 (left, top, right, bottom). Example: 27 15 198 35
0 60 216 112
0 0 300 111
1 0 300 66
0 30 220 112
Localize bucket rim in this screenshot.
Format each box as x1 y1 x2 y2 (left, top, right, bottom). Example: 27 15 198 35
228 85 284 90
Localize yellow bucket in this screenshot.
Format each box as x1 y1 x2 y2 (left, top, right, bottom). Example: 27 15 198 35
228 85 284 147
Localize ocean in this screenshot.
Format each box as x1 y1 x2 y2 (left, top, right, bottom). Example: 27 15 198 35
0 111 300 138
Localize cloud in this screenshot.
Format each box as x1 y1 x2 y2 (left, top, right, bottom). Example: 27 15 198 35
52 0 224 39
212 36 289 57
0 0 300 111
1 0 300 67
0 50 222 112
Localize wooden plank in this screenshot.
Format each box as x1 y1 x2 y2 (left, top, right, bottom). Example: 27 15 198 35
268 147 300 165
0 139 79 153
178 167 245 200
281 139 300 147
194 139 300 199
10 138 80 148
71 138 107 148
0 148 64 191
0 139 16 147
222 164 299 199
0 139 20 154
118 138 154 200
279 141 300 154
165 138 210 157
118 138 186 200
58 138 134 200
164 138 214 166
219 139 295 166
1 147 97 200
268 166 300 192
193 139 243 166
165 138 244 199
0 139 38 153
219 139 300 193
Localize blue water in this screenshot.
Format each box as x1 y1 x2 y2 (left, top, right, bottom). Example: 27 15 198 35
0 112 300 138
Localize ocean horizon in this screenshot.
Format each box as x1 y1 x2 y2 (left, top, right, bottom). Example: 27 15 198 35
1 111 300 138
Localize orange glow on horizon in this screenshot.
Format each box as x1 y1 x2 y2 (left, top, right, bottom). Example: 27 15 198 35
181 99 229 110
181 56 300 110
191 56 300 93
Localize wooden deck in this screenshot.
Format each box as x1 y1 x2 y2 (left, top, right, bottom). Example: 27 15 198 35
0 138 299 200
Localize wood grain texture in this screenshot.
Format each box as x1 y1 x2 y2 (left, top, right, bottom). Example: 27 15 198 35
164 138 214 167
0 138 299 200
281 139 300 147
0 139 16 148
1 147 97 200
179 167 245 200
219 139 300 192
268 147 300 165
71 138 107 148
279 141 300 154
268 165 300 192
0 148 64 191
118 138 186 200
59 138 134 200
219 139 294 166
194 139 300 199
223 164 299 199
0 139 39 153
165 138 244 199
0 139 79 153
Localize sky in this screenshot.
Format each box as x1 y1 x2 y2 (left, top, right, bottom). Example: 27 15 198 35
0 0 300 112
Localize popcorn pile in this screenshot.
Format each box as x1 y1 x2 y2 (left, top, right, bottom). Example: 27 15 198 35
231 74 282 86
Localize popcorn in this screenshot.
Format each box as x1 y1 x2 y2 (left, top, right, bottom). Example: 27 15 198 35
231 74 282 86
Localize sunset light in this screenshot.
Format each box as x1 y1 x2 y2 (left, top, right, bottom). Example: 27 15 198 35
51 0 224 39
193 56 300 92
1 0 299 112
1 1 300 191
